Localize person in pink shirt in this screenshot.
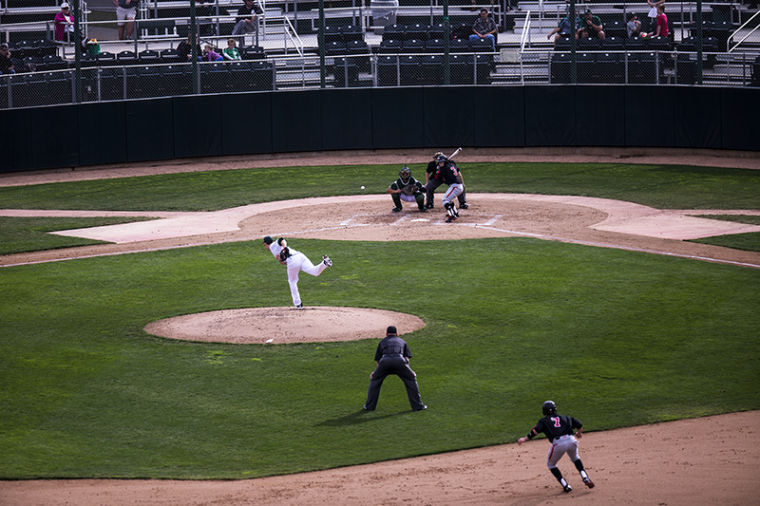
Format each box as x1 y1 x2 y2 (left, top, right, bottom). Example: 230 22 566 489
652 4 669 38
54 3 75 42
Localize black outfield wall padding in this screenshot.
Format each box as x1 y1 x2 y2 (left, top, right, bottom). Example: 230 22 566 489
672 86 723 149
422 87 475 149
624 86 676 147
219 92 273 156
127 99 175 163
0 85 757 173
524 86 576 147
320 88 374 151
271 90 323 153
78 101 127 167
173 95 225 159
371 87 426 149
574 86 626 147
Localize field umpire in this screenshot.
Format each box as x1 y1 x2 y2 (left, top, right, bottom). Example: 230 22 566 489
363 326 427 412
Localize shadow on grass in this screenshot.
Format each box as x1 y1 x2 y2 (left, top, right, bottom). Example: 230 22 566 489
316 409 413 426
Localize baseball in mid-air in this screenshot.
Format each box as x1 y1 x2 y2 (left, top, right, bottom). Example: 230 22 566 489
360 185 365 190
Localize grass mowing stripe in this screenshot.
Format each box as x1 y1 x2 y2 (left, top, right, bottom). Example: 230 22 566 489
1 238 758 478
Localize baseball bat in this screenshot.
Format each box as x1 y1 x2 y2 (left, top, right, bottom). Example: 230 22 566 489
448 147 462 160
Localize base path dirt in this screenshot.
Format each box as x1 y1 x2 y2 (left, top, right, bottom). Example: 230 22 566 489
1 411 757 506
1 149 758 505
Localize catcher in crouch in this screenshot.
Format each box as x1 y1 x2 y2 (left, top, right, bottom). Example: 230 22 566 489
263 236 332 309
387 166 427 213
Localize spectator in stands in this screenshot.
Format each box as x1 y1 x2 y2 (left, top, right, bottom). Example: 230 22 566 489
178 34 202 61
647 0 666 34
0 43 15 75
54 3 75 42
203 44 224 62
223 39 242 60
113 0 138 40
649 4 669 39
576 8 605 40
626 13 645 38
232 0 262 46
86 38 101 58
547 16 574 44
470 9 498 51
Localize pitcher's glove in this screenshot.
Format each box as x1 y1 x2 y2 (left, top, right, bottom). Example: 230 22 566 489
279 247 290 263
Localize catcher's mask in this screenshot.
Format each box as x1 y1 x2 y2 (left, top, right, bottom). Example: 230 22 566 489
542 400 557 416
399 166 411 184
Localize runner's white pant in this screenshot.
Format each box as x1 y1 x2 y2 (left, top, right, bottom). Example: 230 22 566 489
286 252 327 306
546 435 580 468
441 184 464 207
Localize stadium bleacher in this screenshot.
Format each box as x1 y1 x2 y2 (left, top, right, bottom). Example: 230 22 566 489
0 0 758 109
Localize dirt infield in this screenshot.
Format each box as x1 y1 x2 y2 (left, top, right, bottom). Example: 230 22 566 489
1 150 758 505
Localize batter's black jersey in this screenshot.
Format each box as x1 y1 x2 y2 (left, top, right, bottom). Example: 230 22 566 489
374 335 412 361
436 162 463 186
527 414 582 442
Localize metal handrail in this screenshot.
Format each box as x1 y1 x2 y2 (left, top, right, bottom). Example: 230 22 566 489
520 10 531 52
282 15 304 56
728 9 760 53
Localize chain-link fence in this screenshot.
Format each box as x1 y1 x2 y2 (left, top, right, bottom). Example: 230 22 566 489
1 50 759 109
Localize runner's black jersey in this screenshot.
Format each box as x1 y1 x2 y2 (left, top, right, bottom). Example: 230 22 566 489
528 414 582 442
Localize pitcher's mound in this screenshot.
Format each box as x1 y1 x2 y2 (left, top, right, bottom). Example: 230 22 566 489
144 306 426 344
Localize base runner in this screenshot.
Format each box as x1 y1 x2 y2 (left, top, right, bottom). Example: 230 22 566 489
517 400 595 494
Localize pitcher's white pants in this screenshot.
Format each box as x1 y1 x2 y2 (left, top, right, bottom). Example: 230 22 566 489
286 252 327 306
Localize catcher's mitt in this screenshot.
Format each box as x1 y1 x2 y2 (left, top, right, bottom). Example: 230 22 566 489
279 247 290 262
401 181 423 196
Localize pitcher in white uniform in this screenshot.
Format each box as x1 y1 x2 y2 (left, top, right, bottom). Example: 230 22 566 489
263 236 332 309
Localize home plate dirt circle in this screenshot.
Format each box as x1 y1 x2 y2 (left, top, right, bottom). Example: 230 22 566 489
144 306 426 344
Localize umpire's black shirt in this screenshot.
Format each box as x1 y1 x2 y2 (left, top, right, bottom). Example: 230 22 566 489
374 335 412 361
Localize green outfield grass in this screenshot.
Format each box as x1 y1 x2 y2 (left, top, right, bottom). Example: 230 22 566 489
1 162 759 479
0 162 758 212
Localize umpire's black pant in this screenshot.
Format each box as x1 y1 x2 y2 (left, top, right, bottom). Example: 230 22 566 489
364 356 425 411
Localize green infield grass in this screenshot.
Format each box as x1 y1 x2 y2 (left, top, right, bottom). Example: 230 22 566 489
0 217 153 255
688 215 760 252
0 162 759 479
0 162 758 255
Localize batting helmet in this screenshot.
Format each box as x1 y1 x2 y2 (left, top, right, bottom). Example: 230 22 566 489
542 400 557 416
433 151 444 160
436 154 447 163
399 166 411 183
